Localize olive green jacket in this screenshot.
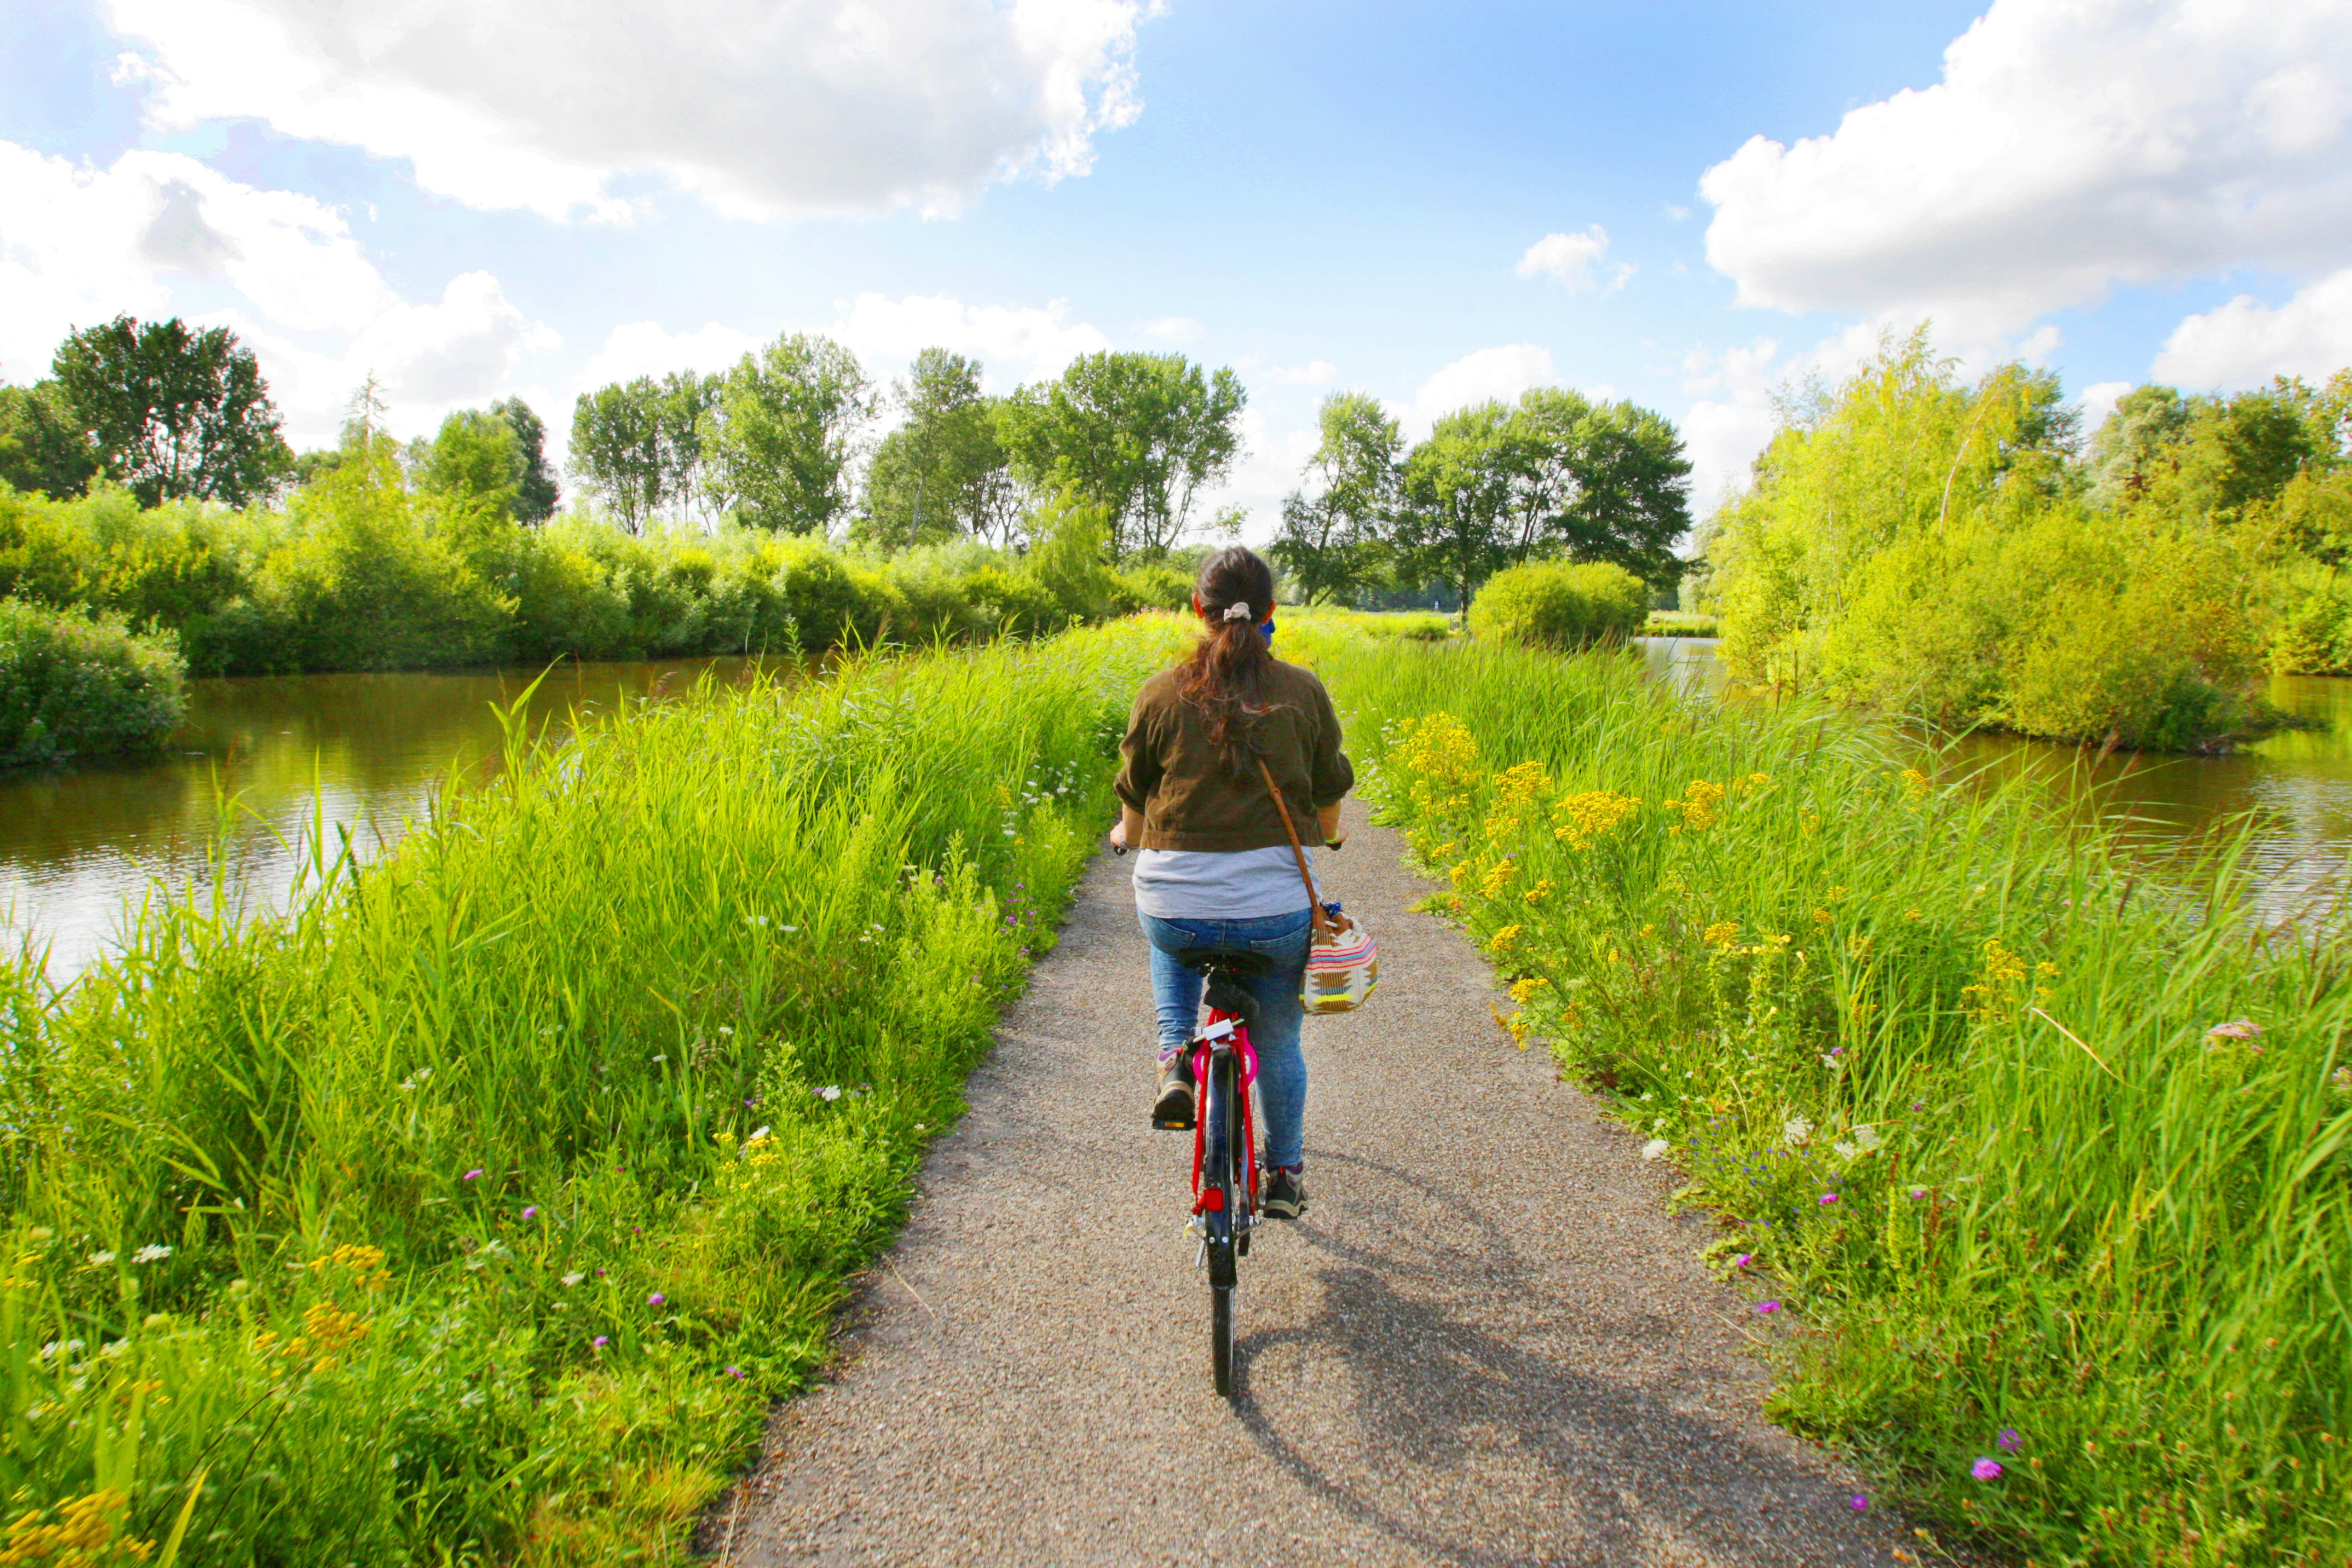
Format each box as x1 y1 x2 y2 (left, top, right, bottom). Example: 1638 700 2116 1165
1114 660 1354 852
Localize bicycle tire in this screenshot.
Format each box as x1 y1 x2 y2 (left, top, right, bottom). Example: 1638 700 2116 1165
1211 1284 1233 1396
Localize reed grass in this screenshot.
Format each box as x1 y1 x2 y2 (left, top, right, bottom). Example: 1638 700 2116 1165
0 616 1184 1564
1295 626 2351 1568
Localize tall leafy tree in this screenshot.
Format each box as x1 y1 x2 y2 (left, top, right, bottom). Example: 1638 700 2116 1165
1545 398 1695 584
568 374 716 532
1393 401 1520 611
712 334 874 534
0 381 99 498
857 349 1011 549
999 351 1246 560
1268 391 1402 604
420 409 526 519
490 396 560 522
51 315 291 506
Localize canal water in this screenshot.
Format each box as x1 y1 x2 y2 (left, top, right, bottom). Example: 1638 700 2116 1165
4 642 2347 982
1638 636 2352 921
0 657 789 981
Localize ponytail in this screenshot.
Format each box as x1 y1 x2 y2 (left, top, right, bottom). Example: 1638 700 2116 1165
1172 546 1278 754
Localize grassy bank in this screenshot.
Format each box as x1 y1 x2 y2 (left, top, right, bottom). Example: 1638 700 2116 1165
0 616 1182 1563
0 597 185 767
1297 626 2350 1568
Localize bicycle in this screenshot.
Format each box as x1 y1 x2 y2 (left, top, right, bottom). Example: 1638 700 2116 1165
1155 947 1264 1397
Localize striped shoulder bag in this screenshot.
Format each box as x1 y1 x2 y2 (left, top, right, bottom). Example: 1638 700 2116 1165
1254 759 1378 1015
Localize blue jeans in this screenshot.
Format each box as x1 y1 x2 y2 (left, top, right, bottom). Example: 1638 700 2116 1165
1139 909 1310 1171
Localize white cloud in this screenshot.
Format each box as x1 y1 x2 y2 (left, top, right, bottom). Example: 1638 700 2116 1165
829 291 1112 386
2153 268 2352 387
1678 337 1782 519
1515 225 1634 292
2078 378 2134 435
1401 344 1557 430
0 139 557 445
106 0 1156 222
1138 315 1201 342
1701 0 2352 337
577 322 764 391
1265 359 1339 387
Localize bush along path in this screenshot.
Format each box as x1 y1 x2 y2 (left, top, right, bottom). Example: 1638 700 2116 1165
1299 628 2351 1568
720 794 1909 1567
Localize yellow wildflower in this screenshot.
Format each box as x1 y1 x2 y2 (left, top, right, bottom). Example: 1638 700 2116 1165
1509 975 1551 1004
1478 859 1521 896
1903 907 1924 922
1664 779 1726 832
1825 885 1848 903
1900 767 1933 802
1523 878 1554 905
1488 924 1522 954
1702 921 1740 950
1553 790 1641 850
0 1491 152 1565
1813 908 1834 926
303 1301 369 1357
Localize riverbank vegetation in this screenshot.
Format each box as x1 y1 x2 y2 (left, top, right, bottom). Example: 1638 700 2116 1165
0 616 1180 1563
0 598 186 766
1464 559 1649 649
1704 331 2352 751
1302 626 2350 1568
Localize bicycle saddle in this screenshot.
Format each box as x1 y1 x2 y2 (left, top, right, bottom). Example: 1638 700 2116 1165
1174 948 1266 1026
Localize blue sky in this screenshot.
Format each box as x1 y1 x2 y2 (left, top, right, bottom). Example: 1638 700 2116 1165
4 0 2348 535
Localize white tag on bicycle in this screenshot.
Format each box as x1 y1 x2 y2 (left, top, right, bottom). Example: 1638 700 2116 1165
1200 1019 1236 1042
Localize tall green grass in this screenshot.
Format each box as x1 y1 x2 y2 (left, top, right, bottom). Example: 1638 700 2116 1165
0 616 1183 1563
1296 627 2351 1568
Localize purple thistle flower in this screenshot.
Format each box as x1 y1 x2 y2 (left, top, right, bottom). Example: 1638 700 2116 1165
1848 1494 1868 1513
647 1292 666 1307
521 1206 537 1221
1997 1428 2022 1452
1971 1457 2003 1481
725 1365 746 1379
1732 1253 1752 1268
1754 1300 1780 1315
592 1336 609 1349
1907 1187 1928 1200
1819 1193 1839 1206
463 1168 483 1182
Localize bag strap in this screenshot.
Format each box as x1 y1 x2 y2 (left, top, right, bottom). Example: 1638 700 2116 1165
1255 757 1334 945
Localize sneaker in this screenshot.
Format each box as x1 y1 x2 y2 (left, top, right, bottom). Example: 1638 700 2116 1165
1262 1165 1308 1220
1150 1053 1195 1130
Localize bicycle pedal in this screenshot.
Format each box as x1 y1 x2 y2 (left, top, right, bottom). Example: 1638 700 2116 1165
1150 1112 1196 1131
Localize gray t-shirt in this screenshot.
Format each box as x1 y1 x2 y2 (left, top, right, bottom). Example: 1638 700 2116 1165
1132 845 1320 921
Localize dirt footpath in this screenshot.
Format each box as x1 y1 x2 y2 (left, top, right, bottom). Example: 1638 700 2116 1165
717 800 1912 1567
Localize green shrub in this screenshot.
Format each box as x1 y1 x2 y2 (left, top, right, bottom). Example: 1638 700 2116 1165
1466 559 1648 648
1108 560 1194 616
0 597 185 766
2272 566 2352 674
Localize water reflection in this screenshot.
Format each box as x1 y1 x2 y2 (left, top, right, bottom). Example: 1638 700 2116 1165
0 657 791 981
1634 637 2352 919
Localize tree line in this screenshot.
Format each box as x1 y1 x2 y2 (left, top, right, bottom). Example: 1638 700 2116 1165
566 340 1248 560
5 313 1696 610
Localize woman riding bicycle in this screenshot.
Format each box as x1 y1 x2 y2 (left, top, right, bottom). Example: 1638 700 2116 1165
1109 545 1352 1221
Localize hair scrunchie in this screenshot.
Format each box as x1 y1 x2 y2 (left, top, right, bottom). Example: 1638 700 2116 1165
1221 601 1253 623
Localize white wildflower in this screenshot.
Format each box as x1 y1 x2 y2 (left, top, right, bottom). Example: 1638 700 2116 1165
561 1272 585 1287
781 925 798 932
1853 1124 1882 1151
1641 1139 1670 1161
817 1086 842 1102
1782 1115 1813 1147
749 1125 772 1142
717 1026 734 1036
86 1251 116 1267
650 1055 667 1064
1833 1140 1860 1162
132 1244 171 1265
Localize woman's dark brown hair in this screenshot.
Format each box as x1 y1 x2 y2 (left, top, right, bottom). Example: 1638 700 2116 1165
1172 545 1278 753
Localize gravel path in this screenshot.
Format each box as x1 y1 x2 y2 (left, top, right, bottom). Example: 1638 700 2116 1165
718 801 1913 1567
